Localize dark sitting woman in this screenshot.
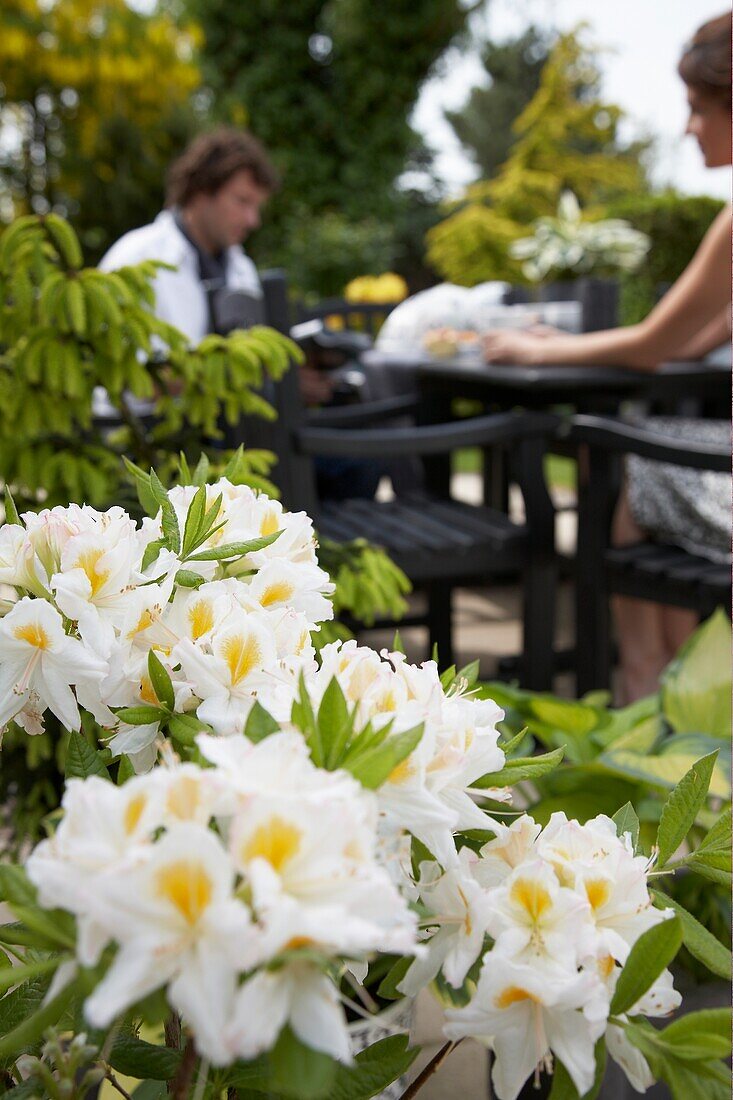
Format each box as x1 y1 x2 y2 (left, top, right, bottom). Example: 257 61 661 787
482 13 732 702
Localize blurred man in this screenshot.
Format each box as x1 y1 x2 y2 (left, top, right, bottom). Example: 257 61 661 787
100 128 277 341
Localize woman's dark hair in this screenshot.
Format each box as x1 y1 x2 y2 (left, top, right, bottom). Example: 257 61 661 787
678 12 732 105
166 128 280 207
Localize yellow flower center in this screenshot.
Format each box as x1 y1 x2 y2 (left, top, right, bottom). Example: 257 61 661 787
13 623 50 649
260 510 279 537
124 794 147 835
388 757 413 786
599 954 616 980
76 548 110 598
156 861 213 925
167 776 201 821
139 675 158 706
259 581 295 608
220 631 262 686
243 816 301 872
585 879 611 912
511 878 552 923
187 599 215 640
496 985 541 1009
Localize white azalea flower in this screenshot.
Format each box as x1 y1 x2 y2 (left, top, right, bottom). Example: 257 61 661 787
0 523 50 597
485 858 594 971
26 774 164 965
474 816 543 890
536 812 631 885
445 954 608 1100
399 849 494 996
51 509 147 657
0 598 106 734
196 730 359 803
574 849 672 964
246 558 333 626
174 610 278 735
226 963 352 1063
84 823 258 1066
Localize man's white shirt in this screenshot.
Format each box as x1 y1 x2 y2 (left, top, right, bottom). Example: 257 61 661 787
99 209 262 346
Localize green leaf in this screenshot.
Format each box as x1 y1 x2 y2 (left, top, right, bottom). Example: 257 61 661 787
116 754 136 785
610 915 682 1015
147 650 174 711
167 713 210 745
697 808 732 855
0 956 62 996
244 700 281 743
192 452 210 487
439 664 457 690
455 659 480 688
612 803 640 850
7 906 75 949
109 1034 182 1081
291 673 321 765
65 729 110 779
473 747 564 787
329 1035 419 1100
656 752 718 867
122 457 158 517
598 749 729 800
346 724 424 790
318 677 351 769
651 890 732 980
182 483 208 556
0 980 75 1065
141 537 168 573
376 956 412 1001
115 705 167 726
685 851 732 886
149 468 181 553
661 609 732 738
0 865 36 908
392 630 405 654
3 487 21 526
497 728 530 757
174 569 206 588
186 532 281 561
662 1008 731 1059
268 1025 336 1099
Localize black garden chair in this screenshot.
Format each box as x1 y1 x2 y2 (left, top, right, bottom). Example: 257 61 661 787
571 413 731 694
259 273 560 688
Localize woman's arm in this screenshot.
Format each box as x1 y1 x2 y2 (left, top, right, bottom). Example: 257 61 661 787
483 206 732 369
670 305 731 360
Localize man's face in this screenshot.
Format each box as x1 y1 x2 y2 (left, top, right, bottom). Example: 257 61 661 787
192 170 270 252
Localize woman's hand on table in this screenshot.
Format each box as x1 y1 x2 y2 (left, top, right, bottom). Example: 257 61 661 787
482 328 556 365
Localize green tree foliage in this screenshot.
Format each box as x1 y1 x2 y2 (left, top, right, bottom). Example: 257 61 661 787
183 0 470 294
427 29 651 286
0 214 295 510
606 191 725 324
445 25 551 179
0 0 203 262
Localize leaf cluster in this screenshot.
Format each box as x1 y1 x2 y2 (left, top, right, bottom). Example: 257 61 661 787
0 214 301 511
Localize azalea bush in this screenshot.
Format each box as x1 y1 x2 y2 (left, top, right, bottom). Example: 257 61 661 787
0 476 729 1098
480 609 732 984
509 191 650 283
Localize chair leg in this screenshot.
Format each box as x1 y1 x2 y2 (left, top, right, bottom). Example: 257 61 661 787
426 581 454 671
522 557 556 691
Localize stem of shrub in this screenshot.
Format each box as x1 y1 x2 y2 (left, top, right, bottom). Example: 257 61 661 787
399 1039 462 1098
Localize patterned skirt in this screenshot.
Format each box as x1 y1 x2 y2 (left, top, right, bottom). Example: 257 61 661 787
627 417 731 564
